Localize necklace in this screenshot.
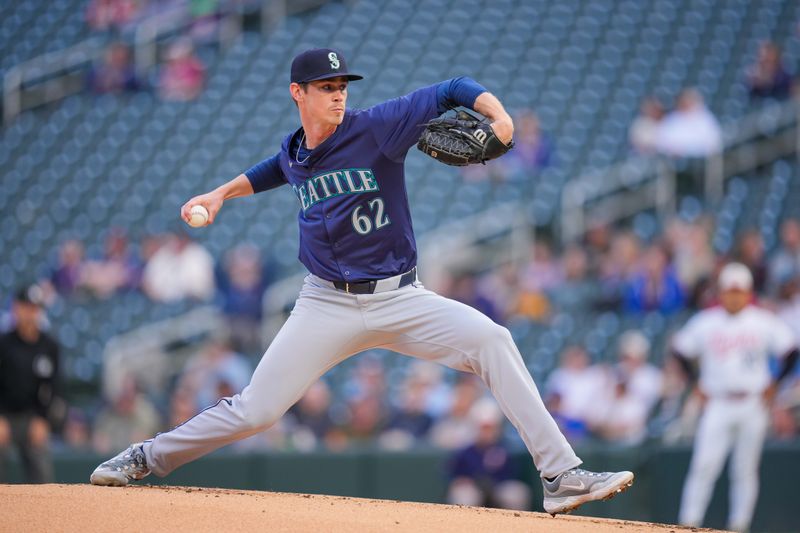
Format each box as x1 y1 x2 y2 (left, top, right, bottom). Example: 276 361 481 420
295 132 311 164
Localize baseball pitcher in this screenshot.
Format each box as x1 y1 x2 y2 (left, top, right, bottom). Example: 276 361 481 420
90 48 633 515
674 262 799 532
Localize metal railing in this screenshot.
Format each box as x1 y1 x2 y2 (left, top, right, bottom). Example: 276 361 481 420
101 305 223 400
2 4 250 125
560 156 676 243
559 99 800 243
3 39 105 124
704 99 800 205
132 5 243 77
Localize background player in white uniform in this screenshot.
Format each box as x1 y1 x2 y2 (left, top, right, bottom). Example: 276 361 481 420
89 48 633 515
674 262 799 532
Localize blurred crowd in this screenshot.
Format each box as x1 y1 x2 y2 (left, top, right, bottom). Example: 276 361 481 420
39 227 269 355
439 214 800 446
5 212 799 510
82 0 233 101
3 24 800 512
630 41 798 157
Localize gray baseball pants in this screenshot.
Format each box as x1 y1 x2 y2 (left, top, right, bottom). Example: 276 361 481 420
143 274 581 478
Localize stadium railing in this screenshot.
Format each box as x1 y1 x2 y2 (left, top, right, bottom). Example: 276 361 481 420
560 98 800 243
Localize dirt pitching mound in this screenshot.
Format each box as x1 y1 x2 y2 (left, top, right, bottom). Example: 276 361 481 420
0 484 722 533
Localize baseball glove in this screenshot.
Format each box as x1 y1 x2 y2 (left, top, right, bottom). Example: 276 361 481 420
417 109 514 166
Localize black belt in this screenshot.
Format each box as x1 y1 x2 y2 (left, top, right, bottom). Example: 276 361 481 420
332 267 417 294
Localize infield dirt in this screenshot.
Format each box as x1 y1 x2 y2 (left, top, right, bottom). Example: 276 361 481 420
0 484 725 532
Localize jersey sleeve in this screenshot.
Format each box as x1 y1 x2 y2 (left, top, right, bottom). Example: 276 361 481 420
769 314 798 357
672 315 704 359
366 77 487 162
244 154 286 193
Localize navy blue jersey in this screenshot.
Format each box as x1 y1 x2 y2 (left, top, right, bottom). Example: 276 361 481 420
245 78 485 281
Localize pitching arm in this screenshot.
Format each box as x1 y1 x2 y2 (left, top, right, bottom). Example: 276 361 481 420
181 174 254 226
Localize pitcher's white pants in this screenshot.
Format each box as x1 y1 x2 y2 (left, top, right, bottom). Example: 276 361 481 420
678 396 769 532
143 275 581 478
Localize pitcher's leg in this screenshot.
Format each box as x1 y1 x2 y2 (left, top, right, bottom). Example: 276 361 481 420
144 286 369 477
679 401 734 526
728 400 768 532
373 288 580 478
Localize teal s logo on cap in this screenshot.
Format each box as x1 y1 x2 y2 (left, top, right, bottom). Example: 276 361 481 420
328 52 340 69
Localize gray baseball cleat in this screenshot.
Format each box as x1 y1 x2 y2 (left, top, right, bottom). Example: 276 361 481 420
90 442 151 486
542 468 634 516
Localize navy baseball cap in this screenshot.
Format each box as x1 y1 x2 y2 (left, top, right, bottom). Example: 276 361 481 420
290 48 363 84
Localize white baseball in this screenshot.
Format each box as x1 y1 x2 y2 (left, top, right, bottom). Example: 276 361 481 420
188 205 209 227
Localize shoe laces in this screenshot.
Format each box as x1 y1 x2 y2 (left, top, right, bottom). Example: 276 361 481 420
565 468 602 478
126 447 146 465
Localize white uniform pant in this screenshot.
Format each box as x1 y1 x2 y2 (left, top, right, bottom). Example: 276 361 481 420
678 395 769 532
143 275 581 478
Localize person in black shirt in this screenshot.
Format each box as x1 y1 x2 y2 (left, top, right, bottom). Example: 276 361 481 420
0 285 62 482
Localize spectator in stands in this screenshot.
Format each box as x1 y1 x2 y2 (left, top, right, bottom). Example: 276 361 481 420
584 220 613 277
768 218 800 296
519 240 562 292
82 229 142 299
409 361 452 419
92 374 161 454
287 380 336 451
616 330 663 410
655 88 722 158
515 242 558 321
596 331 663 445
189 0 222 42
734 229 767 294
545 345 610 441
168 387 196 431
158 39 206 102
629 96 665 154
342 393 387 445
648 354 699 444
343 357 387 401
772 278 800 440
771 395 798 440
777 276 800 342
446 399 531 510
665 217 715 297
596 378 651 445
548 245 595 313
379 373 434 450
746 41 794 102
56 407 92 452
502 110 554 178
85 0 140 32
430 375 482 450
142 229 215 302
0 285 63 483
217 244 268 355
86 43 141 95
176 334 252 411
623 244 685 315
597 231 642 310
476 263 523 324
446 272 504 325
50 239 86 296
